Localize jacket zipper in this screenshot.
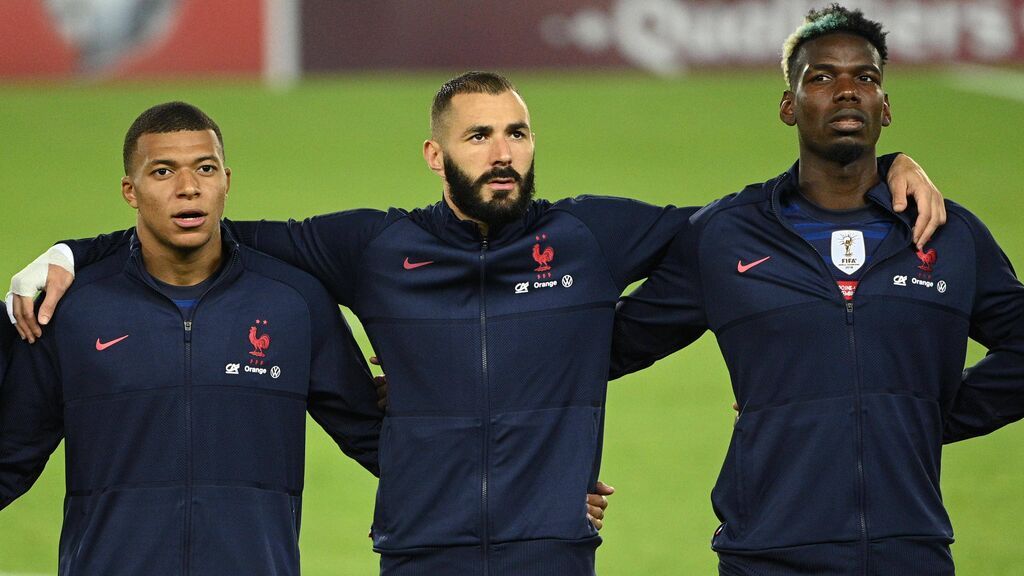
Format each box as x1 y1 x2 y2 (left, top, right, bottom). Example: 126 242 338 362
183 318 193 576
779 221 872 568
771 182 911 576
127 246 240 575
844 301 869 576
479 237 491 576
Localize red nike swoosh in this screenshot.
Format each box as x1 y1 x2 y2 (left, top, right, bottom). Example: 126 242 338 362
737 256 771 273
403 258 434 270
96 335 129 351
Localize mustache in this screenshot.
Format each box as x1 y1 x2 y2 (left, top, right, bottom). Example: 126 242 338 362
475 166 523 185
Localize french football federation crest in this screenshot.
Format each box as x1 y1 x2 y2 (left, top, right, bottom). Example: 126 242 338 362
916 247 937 274
249 319 271 358
831 230 866 275
532 233 555 278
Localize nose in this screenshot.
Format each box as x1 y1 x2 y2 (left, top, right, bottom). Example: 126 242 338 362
177 170 200 199
491 136 512 166
833 75 860 103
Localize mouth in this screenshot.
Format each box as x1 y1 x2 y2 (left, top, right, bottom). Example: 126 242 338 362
487 177 518 192
829 110 867 133
171 210 208 229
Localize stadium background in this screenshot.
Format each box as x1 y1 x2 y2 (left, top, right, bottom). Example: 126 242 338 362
1 1 1022 574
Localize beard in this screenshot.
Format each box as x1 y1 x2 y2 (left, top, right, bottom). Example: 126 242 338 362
823 142 866 166
444 157 536 231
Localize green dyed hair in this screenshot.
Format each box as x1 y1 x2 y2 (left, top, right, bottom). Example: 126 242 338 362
781 3 888 87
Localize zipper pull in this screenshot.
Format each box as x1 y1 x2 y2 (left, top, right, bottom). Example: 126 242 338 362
184 320 193 342
845 302 854 325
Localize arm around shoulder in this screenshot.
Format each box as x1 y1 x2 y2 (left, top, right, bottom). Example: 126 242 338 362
610 215 709 380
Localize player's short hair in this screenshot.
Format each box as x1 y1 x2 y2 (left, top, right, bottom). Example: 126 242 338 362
123 101 224 173
430 71 519 139
781 3 888 88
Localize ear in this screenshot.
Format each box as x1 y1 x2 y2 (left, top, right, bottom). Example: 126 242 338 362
780 90 797 126
881 93 892 127
121 176 138 208
423 139 445 178
224 166 232 198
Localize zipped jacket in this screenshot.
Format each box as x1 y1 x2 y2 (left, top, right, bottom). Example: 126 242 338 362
0 229 382 576
0 318 14 381
611 162 1024 575
64 196 690 575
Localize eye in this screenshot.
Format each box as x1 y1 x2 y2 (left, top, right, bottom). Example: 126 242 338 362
858 74 879 83
469 133 486 142
811 73 831 82
152 168 171 177
510 130 526 139
198 164 218 174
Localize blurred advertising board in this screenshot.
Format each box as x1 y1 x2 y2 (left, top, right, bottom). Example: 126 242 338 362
2 0 1023 80
0 0 295 80
303 0 1024 75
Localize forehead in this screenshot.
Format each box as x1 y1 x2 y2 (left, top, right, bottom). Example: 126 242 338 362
798 32 881 70
446 91 530 130
135 130 222 163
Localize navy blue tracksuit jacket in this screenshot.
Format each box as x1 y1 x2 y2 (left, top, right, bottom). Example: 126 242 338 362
0 231 382 575
0 318 15 382
612 162 1024 576
69 197 690 575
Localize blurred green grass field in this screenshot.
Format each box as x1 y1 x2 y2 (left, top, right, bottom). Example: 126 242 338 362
0 70 1021 574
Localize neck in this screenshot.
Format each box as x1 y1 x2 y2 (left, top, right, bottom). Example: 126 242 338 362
443 189 490 237
138 228 223 287
797 149 879 210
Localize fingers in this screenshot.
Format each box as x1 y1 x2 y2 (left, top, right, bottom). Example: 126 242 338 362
373 375 388 411
911 183 946 249
369 355 381 366
38 264 73 326
593 480 615 496
586 481 614 529
732 402 739 412
890 176 909 213
586 496 606 530
916 190 947 250
14 294 41 343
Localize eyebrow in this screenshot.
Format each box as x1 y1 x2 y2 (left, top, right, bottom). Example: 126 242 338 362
806 62 881 74
463 122 531 137
464 125 494 137
149 155 222 167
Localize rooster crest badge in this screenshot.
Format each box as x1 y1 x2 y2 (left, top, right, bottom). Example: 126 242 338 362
533 233 555 278
249 320 271 358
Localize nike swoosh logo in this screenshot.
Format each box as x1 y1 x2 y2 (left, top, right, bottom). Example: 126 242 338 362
737 256 771 273
96 335 129 351
403 258 434 270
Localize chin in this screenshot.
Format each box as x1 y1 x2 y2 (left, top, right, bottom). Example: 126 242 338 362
824 142 867 165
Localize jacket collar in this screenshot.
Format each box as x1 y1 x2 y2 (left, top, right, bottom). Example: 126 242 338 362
411 195 549 248
772 160 916 236
125 222 243 289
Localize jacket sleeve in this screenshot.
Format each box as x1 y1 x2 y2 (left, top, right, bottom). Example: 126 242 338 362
63 229 133 269
0 320 16 382
610 212 709 380
944 208 1024 443
561 196 697 291
225 210 386 306
305 287 382 476
0 330 64 510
